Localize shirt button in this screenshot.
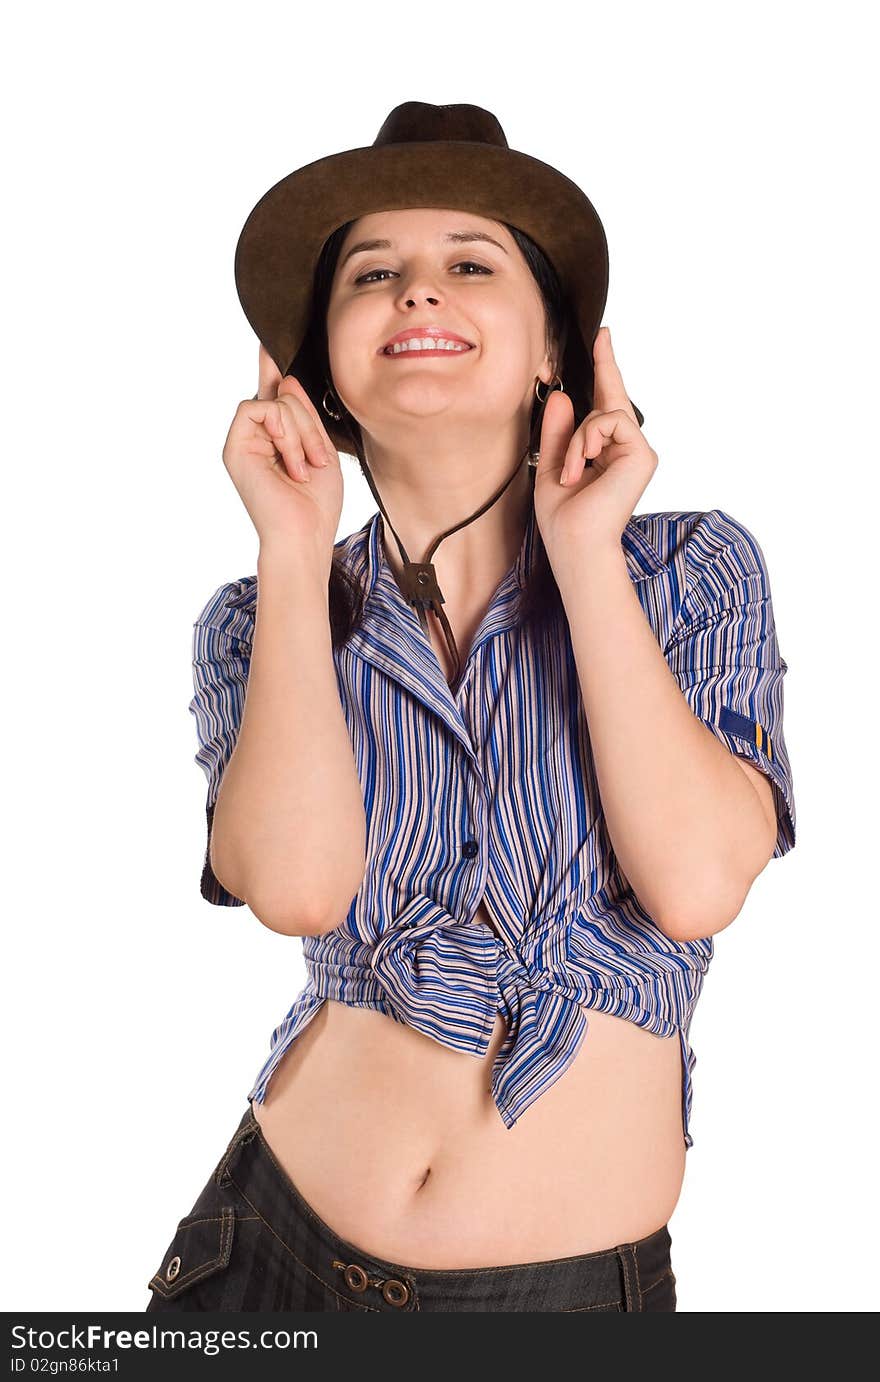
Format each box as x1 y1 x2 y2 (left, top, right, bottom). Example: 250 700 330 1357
462 840 479 859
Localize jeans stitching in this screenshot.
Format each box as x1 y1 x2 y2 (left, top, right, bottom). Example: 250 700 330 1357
561 1297 623 1312
641 1268 674 1295
618 1246 640 1312
148 1206 234 1296
226 1172 383 1312
411 1252 616 1280
632 1241 644 1311
400 1225 670 1281
213 1117 260 1187
173 1214 263 1228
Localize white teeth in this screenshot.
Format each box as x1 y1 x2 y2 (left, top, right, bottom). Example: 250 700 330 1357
386 338 470 354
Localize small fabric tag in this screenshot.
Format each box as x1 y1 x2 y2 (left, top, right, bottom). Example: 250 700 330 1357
718 704 774 762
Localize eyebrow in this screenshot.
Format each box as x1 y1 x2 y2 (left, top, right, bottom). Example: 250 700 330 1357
340 229 510 268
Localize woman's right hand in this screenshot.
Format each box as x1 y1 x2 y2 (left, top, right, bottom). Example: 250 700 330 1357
222 344 344 564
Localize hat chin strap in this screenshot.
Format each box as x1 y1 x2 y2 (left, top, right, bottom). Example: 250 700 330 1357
345 422 536 692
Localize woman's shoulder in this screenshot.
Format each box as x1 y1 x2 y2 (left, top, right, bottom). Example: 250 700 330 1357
630 506 760 554
193 575 259 632
627 507 771 579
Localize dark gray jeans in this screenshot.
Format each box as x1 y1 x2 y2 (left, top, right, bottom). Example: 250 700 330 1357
145 1102 677 1312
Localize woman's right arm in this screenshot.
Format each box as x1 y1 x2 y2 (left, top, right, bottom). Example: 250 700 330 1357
209 542 367 936
206 348 366 936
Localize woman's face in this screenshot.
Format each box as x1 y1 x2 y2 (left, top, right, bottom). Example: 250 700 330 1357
326 207 553 447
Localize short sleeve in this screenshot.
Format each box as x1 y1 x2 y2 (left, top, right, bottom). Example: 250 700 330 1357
663 510 796 859
188 578 258 905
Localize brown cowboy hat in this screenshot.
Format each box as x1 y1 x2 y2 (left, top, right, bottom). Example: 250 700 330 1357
233 100 643 450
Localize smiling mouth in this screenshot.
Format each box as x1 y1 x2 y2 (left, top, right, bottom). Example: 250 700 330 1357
381 340 475 357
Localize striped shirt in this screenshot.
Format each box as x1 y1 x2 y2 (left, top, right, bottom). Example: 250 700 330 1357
189 504 796 1149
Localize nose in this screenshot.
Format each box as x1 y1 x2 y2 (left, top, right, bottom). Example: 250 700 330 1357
394 270 442 310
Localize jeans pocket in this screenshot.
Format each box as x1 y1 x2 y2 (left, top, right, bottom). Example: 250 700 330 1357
146 1204 236 1305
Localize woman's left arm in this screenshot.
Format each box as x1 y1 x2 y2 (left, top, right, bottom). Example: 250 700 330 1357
534 328 778 944
555 537 775 943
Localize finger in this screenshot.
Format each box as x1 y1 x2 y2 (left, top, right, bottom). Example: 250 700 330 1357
559 422 595 486
265 399 310 482
276 393 334 480
534 386 575 483
278 374 339 461
252 440 279 458
240 395 289 442
557 404 606 485
562 409 640 485
592 327 635 419
234 398 304 477
279 391 334 470
583 409 639 464
257 343 284 402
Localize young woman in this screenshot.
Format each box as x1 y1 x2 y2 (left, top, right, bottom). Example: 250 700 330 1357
146 103 796 1313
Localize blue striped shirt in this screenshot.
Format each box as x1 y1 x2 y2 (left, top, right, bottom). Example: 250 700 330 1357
189 504 796 1149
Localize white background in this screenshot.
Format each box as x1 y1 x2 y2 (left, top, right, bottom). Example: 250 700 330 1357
4 0 877 1314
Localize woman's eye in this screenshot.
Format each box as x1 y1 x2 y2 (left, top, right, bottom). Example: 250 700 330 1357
354 268 395 284
354 261 492 285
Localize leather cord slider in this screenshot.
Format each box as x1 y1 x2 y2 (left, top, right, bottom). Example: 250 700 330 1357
401 561 445 610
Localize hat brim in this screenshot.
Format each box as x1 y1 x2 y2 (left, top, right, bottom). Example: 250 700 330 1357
234 141 610 379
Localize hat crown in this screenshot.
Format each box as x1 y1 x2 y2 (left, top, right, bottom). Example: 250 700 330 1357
373 102 509 150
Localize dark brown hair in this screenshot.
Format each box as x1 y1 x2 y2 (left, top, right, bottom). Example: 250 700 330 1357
287 219 599 651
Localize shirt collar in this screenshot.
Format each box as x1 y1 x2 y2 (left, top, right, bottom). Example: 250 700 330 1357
338 501 669 754
621 517 669 581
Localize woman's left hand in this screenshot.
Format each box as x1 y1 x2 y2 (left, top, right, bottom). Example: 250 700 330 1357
532 326 658 560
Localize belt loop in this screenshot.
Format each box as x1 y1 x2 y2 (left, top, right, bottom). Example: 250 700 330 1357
617 1243 643 1312
214 1109 259 1187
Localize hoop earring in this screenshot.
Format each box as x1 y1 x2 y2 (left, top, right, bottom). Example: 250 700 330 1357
530 372 564 465
534 372 564 403
322 387 344 421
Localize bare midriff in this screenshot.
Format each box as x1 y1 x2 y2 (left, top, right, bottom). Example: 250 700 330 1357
252 603 687 1270
252 904 687 1271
